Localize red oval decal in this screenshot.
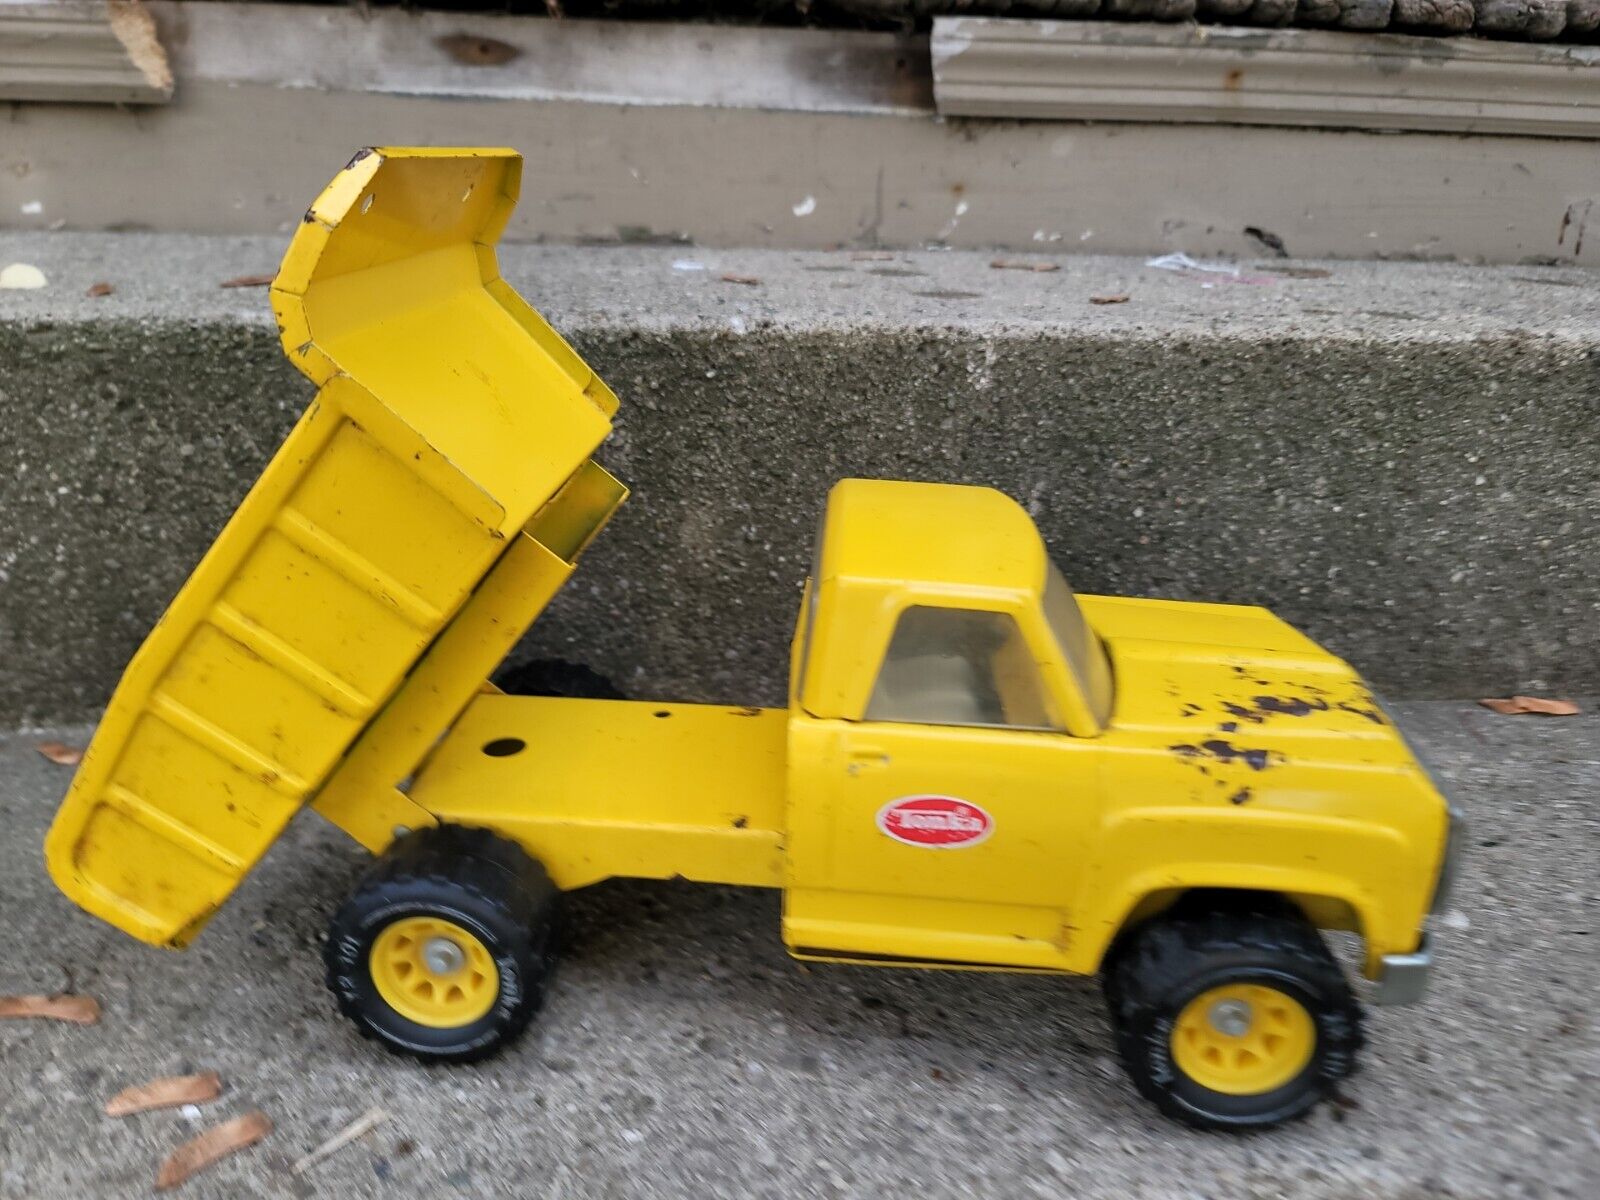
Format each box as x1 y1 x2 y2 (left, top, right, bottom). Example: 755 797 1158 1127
876 795 993 849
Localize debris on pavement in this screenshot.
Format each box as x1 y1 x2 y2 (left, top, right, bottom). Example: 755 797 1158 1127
34 741 84 765
989 259 1059 272
1145 251 1238 276
218 274 275 289
1089 294 1130 305
718 272 761 286
0 263 48 289
87 282 115 297
106 1072 223 1118
155 1111 272 1192
850 251 894 261
0 994 101 1024
1478 696 1581 716
292 1107 390 1175
1271 266 1333 280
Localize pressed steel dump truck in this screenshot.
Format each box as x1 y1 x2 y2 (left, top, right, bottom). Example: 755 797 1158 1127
46 148 1461 1131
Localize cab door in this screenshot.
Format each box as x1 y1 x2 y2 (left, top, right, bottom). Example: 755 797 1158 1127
783 602 1102 970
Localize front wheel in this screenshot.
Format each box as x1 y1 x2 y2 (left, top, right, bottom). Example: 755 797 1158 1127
1104 908 1363 1131
324 825 559 1063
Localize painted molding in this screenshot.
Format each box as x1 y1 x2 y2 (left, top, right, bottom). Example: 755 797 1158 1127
931 17 1600 139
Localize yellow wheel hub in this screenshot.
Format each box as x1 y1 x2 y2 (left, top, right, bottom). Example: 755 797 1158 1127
1171 983 1316 1096
369 916 499 1029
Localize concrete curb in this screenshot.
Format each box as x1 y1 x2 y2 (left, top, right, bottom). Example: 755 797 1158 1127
1 235 1597 721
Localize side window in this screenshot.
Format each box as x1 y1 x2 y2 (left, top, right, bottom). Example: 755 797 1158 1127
865 606 1059 730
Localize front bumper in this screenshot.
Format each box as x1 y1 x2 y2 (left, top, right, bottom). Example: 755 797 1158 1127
1373 933 1433 1006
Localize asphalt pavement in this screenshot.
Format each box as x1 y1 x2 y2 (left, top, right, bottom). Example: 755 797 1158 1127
1 701 1595 1199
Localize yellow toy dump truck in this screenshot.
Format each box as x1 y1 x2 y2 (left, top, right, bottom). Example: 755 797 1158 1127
46 148 1461 1131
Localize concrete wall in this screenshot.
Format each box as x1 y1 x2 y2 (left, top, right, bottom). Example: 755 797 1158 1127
2 5 1597 265
1 234 1596 722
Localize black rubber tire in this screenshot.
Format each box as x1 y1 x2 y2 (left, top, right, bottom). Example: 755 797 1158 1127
324 825 559 1063
493 657 624 700
1104 908 1363 1131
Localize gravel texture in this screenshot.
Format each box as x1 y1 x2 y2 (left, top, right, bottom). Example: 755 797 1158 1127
1 235 1597 723
1 700 1596 1198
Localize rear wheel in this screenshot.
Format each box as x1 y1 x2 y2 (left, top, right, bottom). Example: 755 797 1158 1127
1104 907 1363 1131
324 825 559 1063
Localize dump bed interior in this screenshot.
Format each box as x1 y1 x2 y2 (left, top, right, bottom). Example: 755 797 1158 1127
409 696 789 892
46 148 624 948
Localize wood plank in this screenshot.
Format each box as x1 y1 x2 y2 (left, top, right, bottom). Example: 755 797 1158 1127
0 2 172 105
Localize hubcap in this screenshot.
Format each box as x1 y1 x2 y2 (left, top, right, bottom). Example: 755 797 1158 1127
369 916 499 1029
1171 983 1316 1096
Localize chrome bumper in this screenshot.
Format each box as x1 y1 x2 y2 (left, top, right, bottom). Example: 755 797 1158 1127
1374 934 1433 1006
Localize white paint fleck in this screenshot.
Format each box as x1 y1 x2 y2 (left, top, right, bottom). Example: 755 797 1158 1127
180 1104 202 1122
20 200 41 215
671 259 705 272
792 195 817 217
1079 230 1095 242
0 263 47 289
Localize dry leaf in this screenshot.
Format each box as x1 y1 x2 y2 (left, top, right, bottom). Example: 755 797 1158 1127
718 272 761 286
1089 294 1130 305
1478 696 1581 716
0 994 101 1024
156 1112 272 1192
218 274 275 289
292 1107 389 1174
989 260 1060 273
87 281 115 298
105 1071 222 1118
35 741 84 765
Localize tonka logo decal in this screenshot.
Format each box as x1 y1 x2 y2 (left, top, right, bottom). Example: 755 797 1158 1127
876 796 993 848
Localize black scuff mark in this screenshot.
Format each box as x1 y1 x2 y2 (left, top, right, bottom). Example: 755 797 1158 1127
1229 787 1253 805
1252 694 1331 718
1337 701 1386 725
1223 702 1266 725
732 815 748 829
1169 740 1276 771
1218 721 1239 733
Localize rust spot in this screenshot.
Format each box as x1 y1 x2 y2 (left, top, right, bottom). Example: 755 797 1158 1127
437 33 521 66
1229 787 1253 805
1223 68 1244 91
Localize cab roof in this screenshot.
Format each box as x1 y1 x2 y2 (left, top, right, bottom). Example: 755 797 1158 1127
818 479 1047 598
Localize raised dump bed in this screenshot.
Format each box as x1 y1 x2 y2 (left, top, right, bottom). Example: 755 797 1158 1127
45 148 625 948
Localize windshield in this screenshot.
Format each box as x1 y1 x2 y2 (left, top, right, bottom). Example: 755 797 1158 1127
1042 563 1115 729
